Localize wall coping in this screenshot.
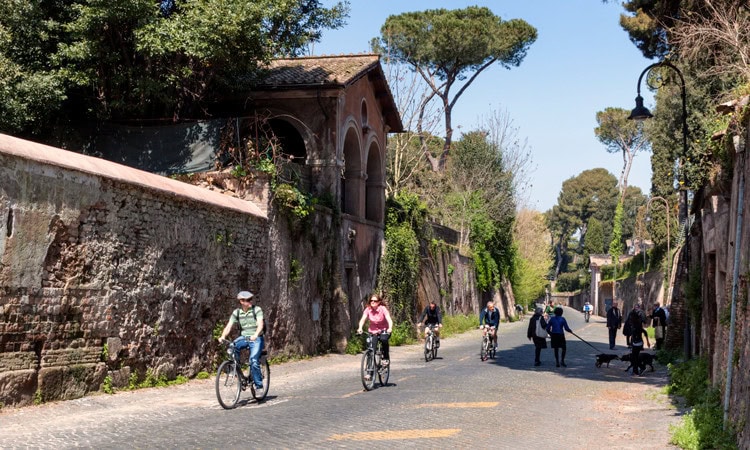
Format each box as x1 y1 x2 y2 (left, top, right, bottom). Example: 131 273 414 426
0 134 266 219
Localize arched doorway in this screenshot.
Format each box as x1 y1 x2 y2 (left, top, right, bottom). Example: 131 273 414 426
341 126 363 217
365 141 384 223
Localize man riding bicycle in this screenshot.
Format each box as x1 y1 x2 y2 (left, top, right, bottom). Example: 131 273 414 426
417 300 443 348
218 290 265 392
583 301 593 314
479 301 500 351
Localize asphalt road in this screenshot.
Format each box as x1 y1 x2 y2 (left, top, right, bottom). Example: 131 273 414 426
0 307 682 449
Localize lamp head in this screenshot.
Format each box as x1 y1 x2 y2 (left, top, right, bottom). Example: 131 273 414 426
628 95 653 121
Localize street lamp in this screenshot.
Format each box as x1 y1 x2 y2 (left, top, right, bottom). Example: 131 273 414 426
629 61 691 360
628 61 689 227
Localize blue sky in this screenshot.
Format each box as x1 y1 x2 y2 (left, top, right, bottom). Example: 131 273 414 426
313 1 655 212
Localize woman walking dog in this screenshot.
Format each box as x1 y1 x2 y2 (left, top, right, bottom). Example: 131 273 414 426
546 306 573 367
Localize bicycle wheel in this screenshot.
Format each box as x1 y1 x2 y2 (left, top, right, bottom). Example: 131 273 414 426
489 339 496 359
377 352 390 386
251 357 270 401
216 361 241 409
361 350 376 391
424 335 432 362
480 336 488 361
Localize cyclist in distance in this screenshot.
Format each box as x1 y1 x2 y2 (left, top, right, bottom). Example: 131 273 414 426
479 300 500 351
357 293 394 366
417 300 443 348
218 290 265 392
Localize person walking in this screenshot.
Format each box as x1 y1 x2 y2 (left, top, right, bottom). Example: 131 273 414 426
527 307 548 366
650 302 668 350
606 300 623 350
627 304 650 375
546 306 573 367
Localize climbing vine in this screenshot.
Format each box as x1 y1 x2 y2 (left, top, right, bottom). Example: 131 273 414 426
378 192 426 324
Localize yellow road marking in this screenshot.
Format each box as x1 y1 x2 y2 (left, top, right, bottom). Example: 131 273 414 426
341 390 364 398
412 402 498 409
329 429 460 441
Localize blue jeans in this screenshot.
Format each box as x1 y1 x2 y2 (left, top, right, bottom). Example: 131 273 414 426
233 336 264 387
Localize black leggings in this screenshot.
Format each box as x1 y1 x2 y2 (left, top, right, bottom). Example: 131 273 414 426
631 344 643 374
373 332 391 360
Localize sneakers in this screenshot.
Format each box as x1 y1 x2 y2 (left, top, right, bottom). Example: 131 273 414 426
534 361 541 366
561 362 567 367
255 384 264 391
556 362 560 367
364 374 372 381
381 359 390 367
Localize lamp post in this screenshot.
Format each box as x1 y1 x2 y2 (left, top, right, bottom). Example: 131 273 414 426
628 61 689 231
629 61 691 360
647 195 671 278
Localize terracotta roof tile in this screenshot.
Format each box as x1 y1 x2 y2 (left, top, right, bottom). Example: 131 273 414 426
258 54 380 87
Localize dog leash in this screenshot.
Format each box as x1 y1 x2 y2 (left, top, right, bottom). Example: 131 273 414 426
569 331 605 353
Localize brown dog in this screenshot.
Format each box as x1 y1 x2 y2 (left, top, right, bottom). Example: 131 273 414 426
595 353 620 368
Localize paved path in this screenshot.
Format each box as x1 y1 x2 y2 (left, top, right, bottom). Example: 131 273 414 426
0 307 682 449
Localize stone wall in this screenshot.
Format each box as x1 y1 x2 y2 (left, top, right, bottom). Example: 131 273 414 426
0 134 268 407
417 243 478 319
696 120 750 444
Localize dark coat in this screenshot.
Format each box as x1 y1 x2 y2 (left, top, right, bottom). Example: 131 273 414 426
651 307 667 330
606 306 622 329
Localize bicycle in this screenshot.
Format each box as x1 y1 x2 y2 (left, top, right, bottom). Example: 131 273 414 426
360 331 390 391
215 340 270 409
480 325 496 361
423 324 439 362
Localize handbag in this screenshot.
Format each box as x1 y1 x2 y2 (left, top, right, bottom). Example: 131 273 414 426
654 318 664 339
535 317 548 339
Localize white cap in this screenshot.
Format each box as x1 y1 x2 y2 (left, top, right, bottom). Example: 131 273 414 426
237 291 254 300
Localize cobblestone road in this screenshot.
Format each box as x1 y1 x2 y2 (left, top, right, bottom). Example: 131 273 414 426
0 307 682 449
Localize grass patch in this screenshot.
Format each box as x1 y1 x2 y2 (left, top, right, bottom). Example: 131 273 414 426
196 371 211 380
268 353 311 365
441 314 479 337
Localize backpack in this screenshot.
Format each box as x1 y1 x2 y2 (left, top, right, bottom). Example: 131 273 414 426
234 306 266 337
535 317 548 339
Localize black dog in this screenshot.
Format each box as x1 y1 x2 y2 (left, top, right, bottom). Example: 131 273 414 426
621 352 655 373
595 353 620 368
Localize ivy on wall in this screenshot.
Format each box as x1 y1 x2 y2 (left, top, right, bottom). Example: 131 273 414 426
378 192 426 324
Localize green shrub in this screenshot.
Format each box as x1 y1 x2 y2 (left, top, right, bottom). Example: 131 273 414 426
196 371 211 380
102 375 114 394
667 358 709 406
669 388 737 450
345 332 367 355
667 357 738 449
655 348 681 366
555 272 581 292
389 322 416 347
